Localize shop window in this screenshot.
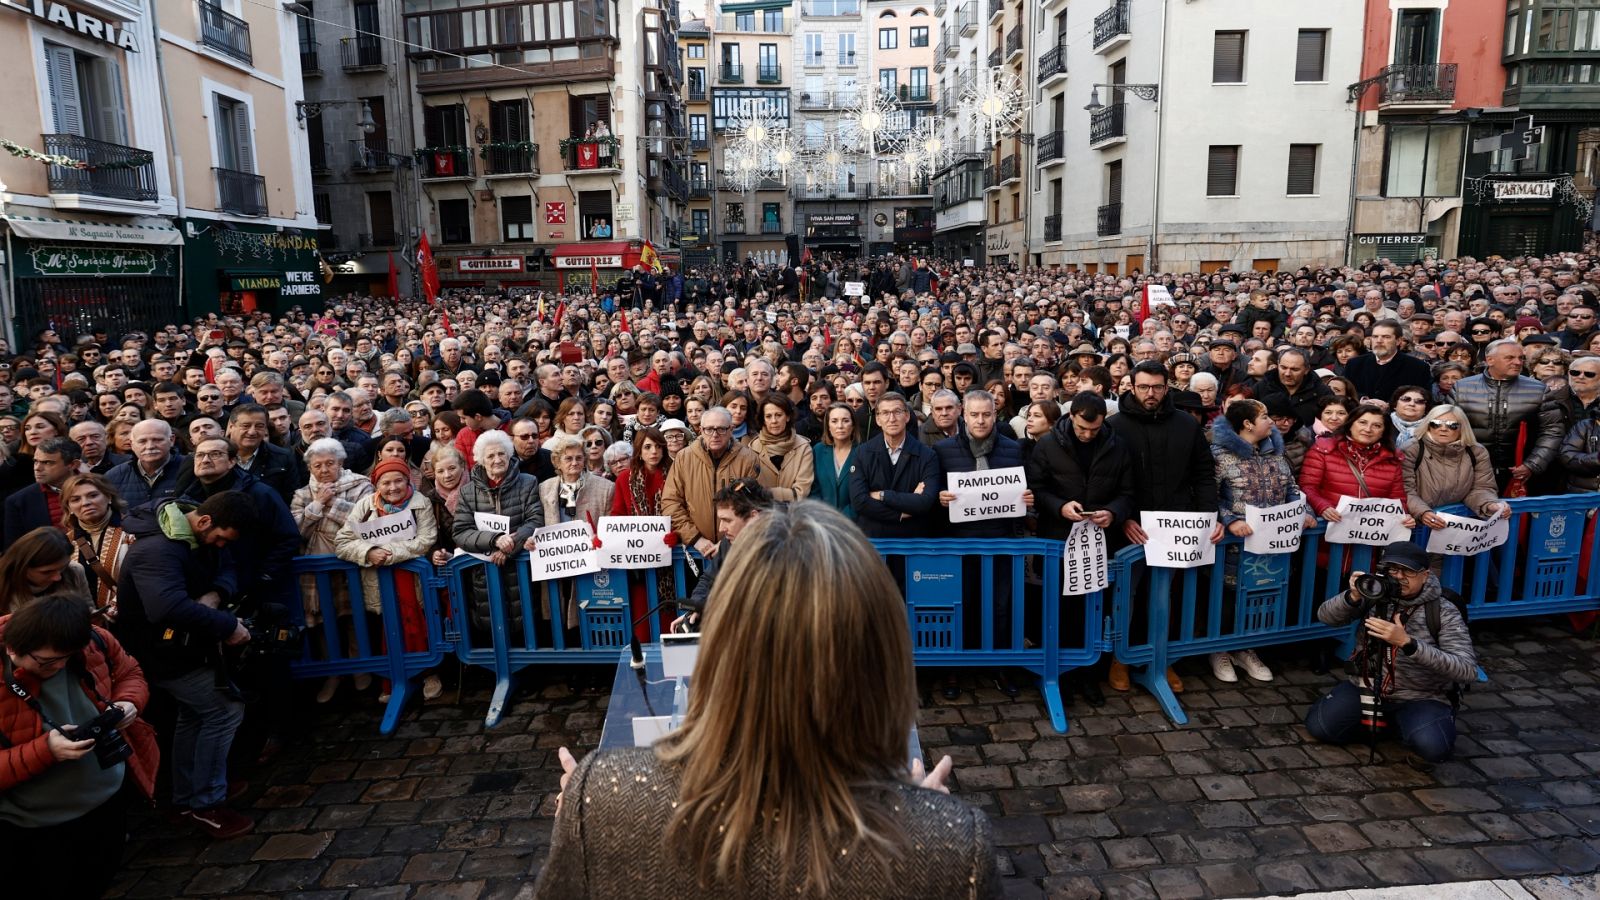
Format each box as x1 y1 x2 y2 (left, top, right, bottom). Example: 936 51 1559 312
1383 124 1464 197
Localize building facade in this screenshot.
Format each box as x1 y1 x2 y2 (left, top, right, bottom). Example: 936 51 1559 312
930 0 988 261
865 0 935 256
712 1 793 264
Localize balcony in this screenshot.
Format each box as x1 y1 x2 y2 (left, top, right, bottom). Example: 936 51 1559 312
214 167 267 216
838 50 859 68
802 0 860 16
719 63 744 83
43 135 158 205
988 47 1001 69
934 41 947 67
1005 26 1023 62
760 220 783 234
1000 154 1017 184
1039 43 1067 84
1038 131 1064 165
350 141 397 172
564 139 622 172
757 63 782 84
984 163 998 191
714 14 792 33
799 90 834 109
958 1 976 35
1094 0 1131 53
1044 213 1061 242
300 41 320 76
483 143 537 175
1097 201 1121 236
879 176 931 196
663 165 689 201
987 0 1002 24
724 220 746 234
308 140 331 174
1089 101 1126 147
690 176 711 197
899 84 931 103
935 0 946 16
1377 63 1458 108
341 35 383 70
688 84 706 101
419 148 472 179
690 136 709 150
198 0 252 64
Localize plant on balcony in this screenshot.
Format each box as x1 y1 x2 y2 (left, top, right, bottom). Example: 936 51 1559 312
477 141 538 159
1 137 153 170
411 145 469 160
558 135 621 155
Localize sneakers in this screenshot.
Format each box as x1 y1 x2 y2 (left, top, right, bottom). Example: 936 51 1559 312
422 674 443 700
1232 649 1274 682
1209 652 1238 683
181 807 254 840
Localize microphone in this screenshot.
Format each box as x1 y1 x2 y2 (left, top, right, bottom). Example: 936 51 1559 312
630 594 704 669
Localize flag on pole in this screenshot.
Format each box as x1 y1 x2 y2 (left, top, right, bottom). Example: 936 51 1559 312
386 251 399 300
554 299 567 331
590 259 600 293
619 306 630 333
639 241 663 274
417 232 440 305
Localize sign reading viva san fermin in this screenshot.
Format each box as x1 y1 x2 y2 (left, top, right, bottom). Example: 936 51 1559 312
2 0 139 51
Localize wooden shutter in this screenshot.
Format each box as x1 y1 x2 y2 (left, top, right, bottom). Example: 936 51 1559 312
214 95 235 170
1206 145 1238 196
96 58 129 145
1212 31 1245 83
1287 144 1318 195
45 43 83 136
1295 29 1326 82
1106 160 1122 205
232 100 255 173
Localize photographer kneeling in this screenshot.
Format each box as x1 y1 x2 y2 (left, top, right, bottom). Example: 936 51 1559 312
0 594 157 895
1307 542 1478 765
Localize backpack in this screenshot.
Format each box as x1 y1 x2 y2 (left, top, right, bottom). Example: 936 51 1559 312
1423 586 1472 712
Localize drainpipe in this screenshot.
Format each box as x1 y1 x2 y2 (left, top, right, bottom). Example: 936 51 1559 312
1147 0 1169 272
1343 96 1363 266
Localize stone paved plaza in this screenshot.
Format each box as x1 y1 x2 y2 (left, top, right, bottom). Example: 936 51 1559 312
108 617 1600 899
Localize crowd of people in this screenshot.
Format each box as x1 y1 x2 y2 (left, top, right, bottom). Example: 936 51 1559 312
0 248 1585 869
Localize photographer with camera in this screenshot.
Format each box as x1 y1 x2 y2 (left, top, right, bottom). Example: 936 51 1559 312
1307 542 1478 766
0 594 157 894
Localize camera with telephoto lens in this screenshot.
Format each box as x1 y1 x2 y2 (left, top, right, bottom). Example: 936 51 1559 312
1352 571 1400 605
66 705 132 770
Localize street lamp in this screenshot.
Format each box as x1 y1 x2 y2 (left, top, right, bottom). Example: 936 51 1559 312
295 98 377 136
1083 83 1159 111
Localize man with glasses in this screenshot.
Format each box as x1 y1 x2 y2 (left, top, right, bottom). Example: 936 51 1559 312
1345 321 1430 406
1453 340 1563 492
1557 306 1598 351
661 406 760 557
850 392 941 539
1307 542 1478 767
1556 358 1600 492
226 404 301 506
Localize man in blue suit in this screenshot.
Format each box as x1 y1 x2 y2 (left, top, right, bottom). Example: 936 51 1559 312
849 392 940 539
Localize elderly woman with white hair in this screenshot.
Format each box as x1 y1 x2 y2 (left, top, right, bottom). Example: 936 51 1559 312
529 432 616 628
602 440 633 480
292 437 376 702
453 429 543 638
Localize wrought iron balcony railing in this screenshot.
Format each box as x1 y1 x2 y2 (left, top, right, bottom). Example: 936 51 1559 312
44 134 158 203
215 166 266 216
1097 201 1121 236
1093 0 1131 50
1089 102 1126 145
199 0 252 64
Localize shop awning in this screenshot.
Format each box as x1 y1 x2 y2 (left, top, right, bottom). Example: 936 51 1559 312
3 212 183 247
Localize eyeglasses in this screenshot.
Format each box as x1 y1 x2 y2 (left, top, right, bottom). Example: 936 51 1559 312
28 650 74 667
701 425 731 434
1398 396 1426 404
1471 329 1494 336
1427 420 1462 431
1570 369 1600 380
1380 565 1423 578
584 439 605 448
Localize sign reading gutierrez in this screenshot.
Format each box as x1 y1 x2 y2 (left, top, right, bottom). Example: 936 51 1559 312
3 0 138 50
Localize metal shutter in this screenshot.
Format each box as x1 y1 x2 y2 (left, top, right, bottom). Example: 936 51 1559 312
1212 31 1245 83
1207 145 1238 196
1287 144 1318 195
1295 30 1326 82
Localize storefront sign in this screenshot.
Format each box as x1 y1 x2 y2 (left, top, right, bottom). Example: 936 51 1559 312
3 0 138 51
1355 234 1426 245
280 270 321 296
6 214 181 246
807 214 859 226
1492 181 1555 200
26 244 161 276
457 256 525 273
555 255 624 268
231 274 281 291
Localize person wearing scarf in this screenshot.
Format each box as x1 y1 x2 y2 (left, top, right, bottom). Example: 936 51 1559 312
61 473 132 620
609 429 677 643
334 457 440 701
743 394 814 502
533 433 615 626
425 446 466 566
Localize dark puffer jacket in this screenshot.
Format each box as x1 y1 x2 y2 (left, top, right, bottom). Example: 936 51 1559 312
1558 417 1600 493
1451 374 1562 474
452 466 544 551
1108 392 1218 515
1025 417 1135 541
935 431 1028 538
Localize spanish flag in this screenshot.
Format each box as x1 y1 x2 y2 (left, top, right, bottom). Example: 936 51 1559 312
639 241 663 274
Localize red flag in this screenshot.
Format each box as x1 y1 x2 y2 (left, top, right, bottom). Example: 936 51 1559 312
417 232 440 305
554 299 567 331
386 251 399 300
1136 284 1152 328
619 306 630 333
439 307 455 336
591 259 600 292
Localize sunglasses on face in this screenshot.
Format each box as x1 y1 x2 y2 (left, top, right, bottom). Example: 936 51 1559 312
1570 369 1600 379
1427 420 1462 430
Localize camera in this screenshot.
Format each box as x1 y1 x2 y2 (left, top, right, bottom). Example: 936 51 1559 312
1352 571 1399 605
236 604 305 664
66 705 132 770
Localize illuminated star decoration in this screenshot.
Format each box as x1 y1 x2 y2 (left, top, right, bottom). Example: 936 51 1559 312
799 130 852 194
961 66 1027 145
903 118 953 178
840 87 908 157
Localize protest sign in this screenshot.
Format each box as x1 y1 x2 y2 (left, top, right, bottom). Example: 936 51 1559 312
1243 499 1307 555
1324 497 1411 545
598 516 673 569
528 521 600 581
1141 512 1218 568
474 512 511 535
1144 284 1174 310
1425 512 1510 556
844 281 865 297
354 510 418 546
1062 520 1110 595
948 466 1027 523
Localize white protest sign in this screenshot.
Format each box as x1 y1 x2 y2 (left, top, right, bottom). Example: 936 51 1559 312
354 510 418 546
1141 512 1218 569
474 512 511 534
844 281 865 297
948 466 1027 523
1144 284 1174 310
1062 520 1110 595
598 516 673 569
528 521 600 581
1244 499 1307 555
1425 511 1510 556
1325 496 1411 545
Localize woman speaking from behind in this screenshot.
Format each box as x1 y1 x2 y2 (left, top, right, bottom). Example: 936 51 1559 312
535 500 1002 899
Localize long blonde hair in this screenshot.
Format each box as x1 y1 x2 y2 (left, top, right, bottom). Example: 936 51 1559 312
655 500 917 893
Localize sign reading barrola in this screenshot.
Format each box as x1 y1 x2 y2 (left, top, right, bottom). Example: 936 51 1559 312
597 516 672 569
1243 499 1307 555
353 510 418 546
1325 497 1411 545
1425 512 1510 556
528 521 600 581
947 466 1026 522
1141 512 1218 569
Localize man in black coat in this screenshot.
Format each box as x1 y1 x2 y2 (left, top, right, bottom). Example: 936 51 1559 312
1026 392 1135 541
227 404 302 507
1344 321 1431 404
4 436 80 546
849 392 941 538
1253 349 1332 428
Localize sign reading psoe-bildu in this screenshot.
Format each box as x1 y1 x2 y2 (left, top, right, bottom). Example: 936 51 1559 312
3 0 138 51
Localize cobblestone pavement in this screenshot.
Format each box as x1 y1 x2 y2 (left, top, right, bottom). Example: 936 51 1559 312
108 618 1599 899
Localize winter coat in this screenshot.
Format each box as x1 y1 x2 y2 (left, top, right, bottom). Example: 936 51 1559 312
811 441 859 519
744 431 815 502
609 466 669 517
1451 374 1562 474
1108 392 1218 514
1317 577 1478 703
1402 438 1501 519
333 491 439 614
105 453 188 509
112 503 240 680
0 619 157 800
1298 435 1405 518
849 433 942 538
934 431 1028 538
238 441 305 507
1558 417 1600 493
453 466 544 551
1343 352 1432 407
660 439 761 547
1282 426 1315 476
292 469 373 555
540 472 615 531
1025 417 1135 541
1209 416 1300 526
1253 370 1332 429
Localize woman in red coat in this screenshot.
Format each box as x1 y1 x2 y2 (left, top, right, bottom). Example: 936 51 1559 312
1299 403 1415 523
610 427 676 642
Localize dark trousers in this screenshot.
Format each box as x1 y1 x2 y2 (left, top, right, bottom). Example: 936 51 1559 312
1305 680 1457 762
0 781 126 896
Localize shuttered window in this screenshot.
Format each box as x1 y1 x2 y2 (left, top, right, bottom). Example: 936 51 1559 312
424 104 466 146
1287 144 1319 195
1295 29 1328 82
45 43 85 137
214 95 253 174
1106 160 1123 205
1213 31 1246 83
1207 145 1239 196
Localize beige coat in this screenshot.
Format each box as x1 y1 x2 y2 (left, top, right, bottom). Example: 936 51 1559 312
1402 438 1502 518
332 491 439 614
539 472 615 624
743 431 816 502
660 439 761 546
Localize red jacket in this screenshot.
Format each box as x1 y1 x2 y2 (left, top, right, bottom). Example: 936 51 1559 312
609 466 668 517
1299 435 1406 516
0 619 158 799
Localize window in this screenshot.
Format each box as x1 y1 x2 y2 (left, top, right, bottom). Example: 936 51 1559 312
880 28 897 49
362 95 388 153
734 11 753 30
313 193 331 224
1383 124 1464 197
910 26 928 47
810 0 859 14
1286 143 1319 195
44 43 128 144
688 67 705 95
1394 8 1439 65
439 198 470 244
759 43 778 72
763 9 783 31
569 93 611 137
1295 29 1327 82
879 68 897 92
762 202 780 228
805 33 824 65
722 43 740 66
689 114 707 142
423 104 466 147
687 43 705 59
1206 145 1239 196
910 67 928 94
1213 30 1246 83
691 208 709 234
578 190 611 237
1105 159 1122 204
213 94 253 173
367 191 395 245
502 195 534 241
839 33 857 64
